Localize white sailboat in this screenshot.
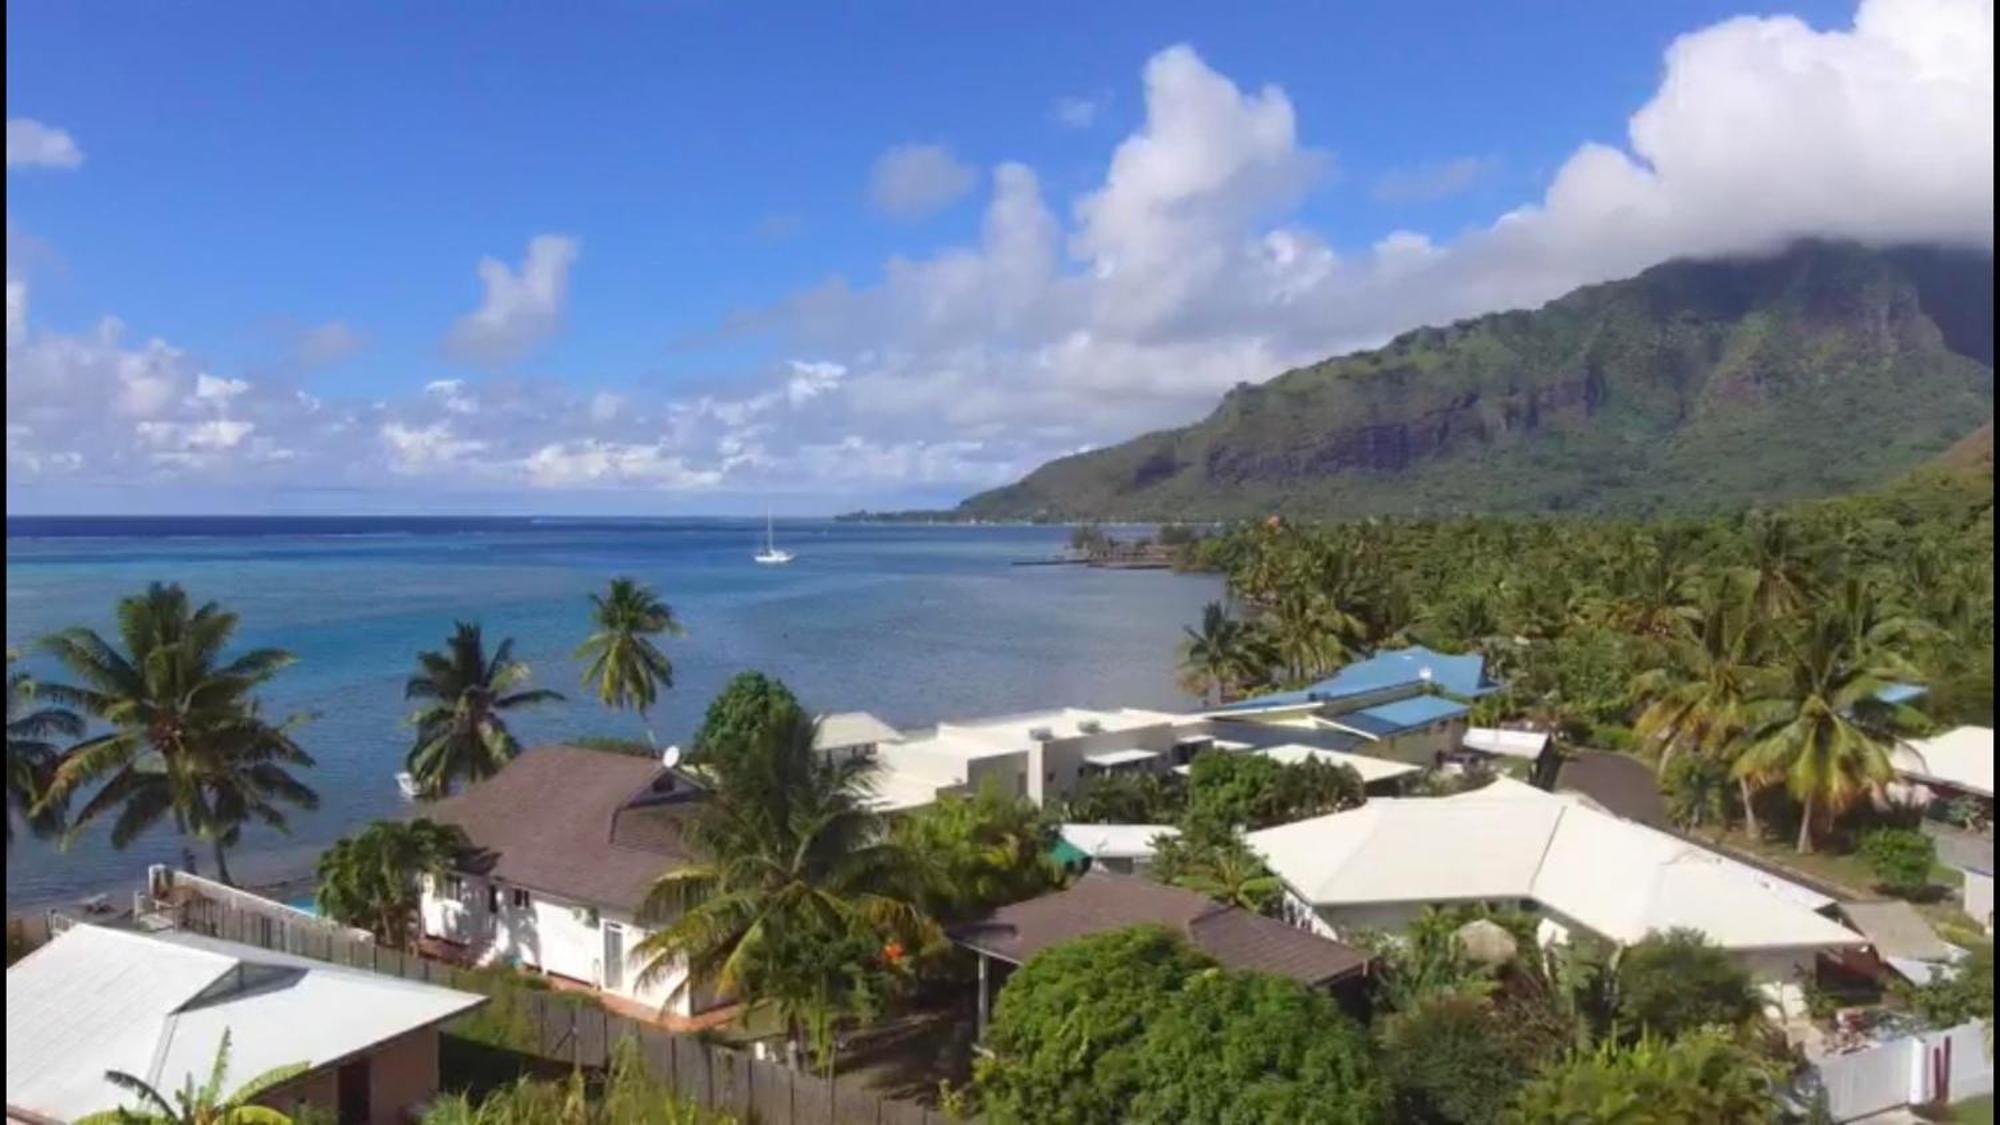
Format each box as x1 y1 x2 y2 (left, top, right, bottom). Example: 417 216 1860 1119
753 510 795 565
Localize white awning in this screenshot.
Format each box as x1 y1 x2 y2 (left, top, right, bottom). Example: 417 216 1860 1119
1462 727 1552 760
1084 748 1162 768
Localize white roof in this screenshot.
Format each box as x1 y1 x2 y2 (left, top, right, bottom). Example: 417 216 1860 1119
814 711 903 750
1462 727 1552 761
1892 727 1994 798
1058 823 1181 859
6 925 485 1122
1256 744 1423 785
939 706 1182 747
1245 779 1862 952
1083 748 1162 768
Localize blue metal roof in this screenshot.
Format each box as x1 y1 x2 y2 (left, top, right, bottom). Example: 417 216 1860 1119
1875 682 1928 705
1305 646 1496 701
1338 694 1470 736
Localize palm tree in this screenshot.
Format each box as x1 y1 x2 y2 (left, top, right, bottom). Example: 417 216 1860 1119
1262 589 1360 686
576 578 683 745
633 700 932 1051
36 584 317 884
1629 573 1770 837
404 623 563 798
1733 581 1922 853
8 649 82 852
1740 510 1816 620
75 1030 306 1125
315 818 468 948
1178 602 1259 705
1169 840 1282 914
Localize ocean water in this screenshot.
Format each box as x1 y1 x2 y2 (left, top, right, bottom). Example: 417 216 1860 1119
4 517 1219 908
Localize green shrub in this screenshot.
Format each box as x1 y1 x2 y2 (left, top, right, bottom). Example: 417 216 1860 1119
1860 827 1937 897
1613 928 1759 1040
1508 1029 1782 1123
1379 993 1530 1125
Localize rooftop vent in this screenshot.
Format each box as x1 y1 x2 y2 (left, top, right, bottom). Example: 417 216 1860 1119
1078 719 1105 735
1028 726 1055 742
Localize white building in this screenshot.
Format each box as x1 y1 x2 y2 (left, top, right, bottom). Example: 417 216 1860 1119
858 706 1200 812
1245 778 1865 1006
7 924 484 1125
1891 726 1995 802
418 745 711 1017
1056 823 1182 874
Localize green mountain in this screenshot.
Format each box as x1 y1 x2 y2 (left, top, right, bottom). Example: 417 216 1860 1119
957 241 1994 521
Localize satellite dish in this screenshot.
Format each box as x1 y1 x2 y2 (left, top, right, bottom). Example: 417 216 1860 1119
1419 666 1434 683
661 745 683 769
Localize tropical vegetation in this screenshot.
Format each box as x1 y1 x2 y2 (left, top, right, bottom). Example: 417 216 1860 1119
976 925 1384 1124
1506 1028 1785 1124
1175 464 1992 856
576 577 683 746
7 647 80 851
632 673 932 1073
404 622 563 798
34 583 318 884
314 817 469 947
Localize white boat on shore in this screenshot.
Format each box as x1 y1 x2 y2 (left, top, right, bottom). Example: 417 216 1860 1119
396 771 421 799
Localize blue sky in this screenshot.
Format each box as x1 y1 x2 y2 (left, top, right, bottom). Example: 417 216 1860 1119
5 0 1989 514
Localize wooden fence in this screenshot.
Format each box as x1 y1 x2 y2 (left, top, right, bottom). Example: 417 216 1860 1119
162 894 968 1125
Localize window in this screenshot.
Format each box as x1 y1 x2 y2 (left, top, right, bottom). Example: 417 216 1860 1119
487 885 501 913
442 875 465 900
512 888 531 909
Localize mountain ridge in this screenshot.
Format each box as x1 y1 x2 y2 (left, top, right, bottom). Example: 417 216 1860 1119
955 240 1994 521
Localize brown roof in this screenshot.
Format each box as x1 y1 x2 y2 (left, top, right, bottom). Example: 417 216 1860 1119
422 746 700 913
951 872 1368 987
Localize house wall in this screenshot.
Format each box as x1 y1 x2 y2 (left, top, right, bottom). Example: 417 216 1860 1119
368 1028 441 1123
1342 715 1469 768
420 875 692 1017
1964 870 1993 933
256 1029 442 1125
1031 723 1182 806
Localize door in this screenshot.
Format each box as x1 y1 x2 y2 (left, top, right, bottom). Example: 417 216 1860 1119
603 923 626 993
336 1056 370 1124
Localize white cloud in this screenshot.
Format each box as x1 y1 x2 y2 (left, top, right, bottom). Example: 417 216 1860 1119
520 440 723 490
443 235 578 367
1052 94 1107 129
867 144 979 219
423 378 479 415
1372 155 1499 203
380 421 486 474
194 373 250 402
6 119 84 169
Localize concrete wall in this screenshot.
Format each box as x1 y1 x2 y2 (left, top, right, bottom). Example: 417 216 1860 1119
1964 870 1993 933
1032 723 1181 806
420 874 691 1016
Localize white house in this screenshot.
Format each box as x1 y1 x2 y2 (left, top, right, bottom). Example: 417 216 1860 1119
1056 823 1182 874
418 745 711 1017
857 706 1198 812
6 924 484 1125
1245 778 1865 1007
1891 726 1995 802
